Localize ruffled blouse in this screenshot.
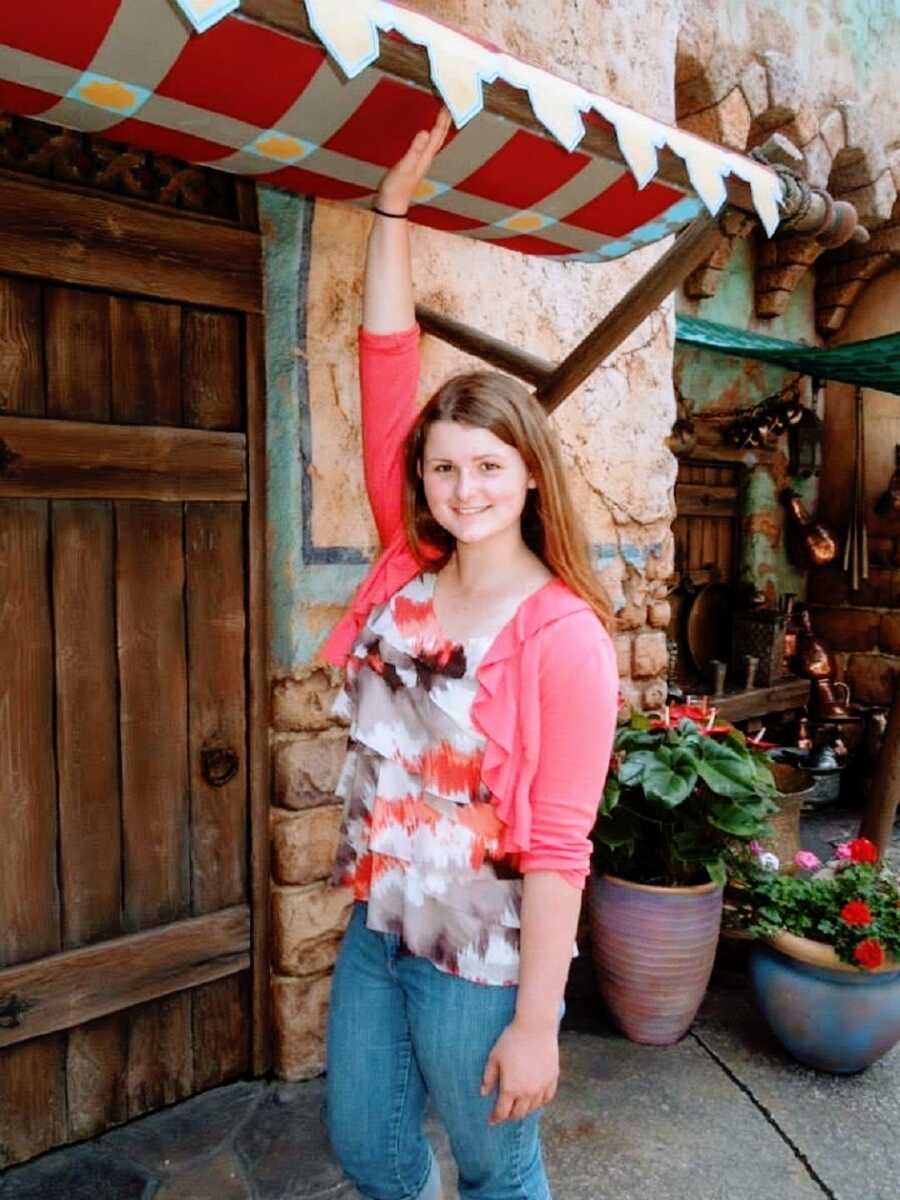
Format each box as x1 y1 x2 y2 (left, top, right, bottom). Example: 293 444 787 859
332 573 525 986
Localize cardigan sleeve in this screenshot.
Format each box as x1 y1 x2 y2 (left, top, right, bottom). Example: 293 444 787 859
518 610 619 888
359 324 420 548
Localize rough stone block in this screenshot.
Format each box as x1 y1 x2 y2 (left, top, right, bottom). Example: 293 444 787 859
880 613 900 656
272 669 342 733
632 630 668 679
615 603 645 632
272 805 343 887
840 172 897 227
272 973 331 1081
642 680 667 711
761 51 802 127
648 601 671 630
274 730 348 811
808 606 880 652
716 87 751 150
802 134 832 189
617 678 642 720
739 60 769 119
787 102 819 150
613 634 632 678
838 102 888 181
819 108 846 159
272 882 353 977
846 653 900 707
680 107 722 146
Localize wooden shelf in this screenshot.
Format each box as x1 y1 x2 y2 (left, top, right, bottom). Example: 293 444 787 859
713 677 811 723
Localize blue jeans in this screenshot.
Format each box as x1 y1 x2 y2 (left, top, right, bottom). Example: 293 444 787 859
326 903 552 1200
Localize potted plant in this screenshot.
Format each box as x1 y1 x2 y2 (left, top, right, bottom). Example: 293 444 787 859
731 836 900 1073
589 714 779 1045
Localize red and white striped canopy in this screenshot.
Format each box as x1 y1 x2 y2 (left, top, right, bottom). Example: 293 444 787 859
0 0 783 261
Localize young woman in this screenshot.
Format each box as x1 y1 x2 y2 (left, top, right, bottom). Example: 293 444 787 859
321 109 619 1200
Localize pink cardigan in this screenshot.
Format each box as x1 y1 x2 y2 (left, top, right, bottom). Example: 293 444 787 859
320 326 619 886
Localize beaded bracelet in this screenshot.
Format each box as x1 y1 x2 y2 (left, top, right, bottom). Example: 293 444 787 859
372 205 408 219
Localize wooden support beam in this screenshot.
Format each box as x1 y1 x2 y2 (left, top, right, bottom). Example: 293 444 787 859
415 305 553 387
536 212 723 412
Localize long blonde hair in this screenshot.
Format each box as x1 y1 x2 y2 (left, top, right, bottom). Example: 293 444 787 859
403 371 614 629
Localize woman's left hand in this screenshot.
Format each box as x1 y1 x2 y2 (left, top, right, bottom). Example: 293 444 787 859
480 1021 559 1125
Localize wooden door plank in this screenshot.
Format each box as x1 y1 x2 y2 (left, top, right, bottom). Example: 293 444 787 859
0 177 262 312
110 288 189 1122
67 1018 128 1142
110 297 182 426
0 906 250 1049
127 993 193 1117
0 499 66 1165
0 1040 67 1168
183 305 250 1082
192 974 251 1090
186 503 247 915
246 312 272 1074
0 502 59 966
116 502 190 929
0 276 44 416
673 483 738 517
184 310 243 431
0 414 247 500
115 497 194 1115
53 502 122 949
45 287 127 1143
44 287 111 421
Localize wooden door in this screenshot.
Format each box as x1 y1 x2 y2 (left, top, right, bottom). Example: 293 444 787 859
0 166 269 1166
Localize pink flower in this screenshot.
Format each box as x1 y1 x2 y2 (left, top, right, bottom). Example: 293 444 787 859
749 841 764 858
835 843 853 860
793 851 821 871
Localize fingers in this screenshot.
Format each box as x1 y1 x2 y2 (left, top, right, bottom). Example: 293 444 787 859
480 1052 500 1099
488 1081 557 1126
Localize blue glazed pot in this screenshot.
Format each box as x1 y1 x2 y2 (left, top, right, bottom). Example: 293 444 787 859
750 933 900 1074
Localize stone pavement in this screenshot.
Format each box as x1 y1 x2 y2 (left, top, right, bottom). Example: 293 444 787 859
2 806 898 1200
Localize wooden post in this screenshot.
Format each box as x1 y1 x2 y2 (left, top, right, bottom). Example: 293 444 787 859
859 682 900 855
535 211 724 412
415 304 554 387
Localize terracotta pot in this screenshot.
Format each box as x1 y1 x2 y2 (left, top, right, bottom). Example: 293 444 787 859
588 874 723 1045
751 932 900 1073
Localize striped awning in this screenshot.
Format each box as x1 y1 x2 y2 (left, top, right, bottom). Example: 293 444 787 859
0 0 784 262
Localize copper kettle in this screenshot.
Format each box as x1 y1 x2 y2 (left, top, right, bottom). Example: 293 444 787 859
795 606 835 679
784 490 839 567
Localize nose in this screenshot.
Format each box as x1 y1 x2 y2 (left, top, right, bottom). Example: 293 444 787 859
454 469 476 501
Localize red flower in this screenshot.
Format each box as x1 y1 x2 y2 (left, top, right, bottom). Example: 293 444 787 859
853 938 886 970
848 838 879 865
840 900 873 926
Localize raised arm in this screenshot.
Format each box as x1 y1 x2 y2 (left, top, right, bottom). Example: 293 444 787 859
359 109 451 545
363 108 452 333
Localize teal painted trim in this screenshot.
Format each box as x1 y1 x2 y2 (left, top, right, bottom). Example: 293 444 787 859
261 186 373 670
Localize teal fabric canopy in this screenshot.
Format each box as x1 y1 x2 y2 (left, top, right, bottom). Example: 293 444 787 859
675 315 900 397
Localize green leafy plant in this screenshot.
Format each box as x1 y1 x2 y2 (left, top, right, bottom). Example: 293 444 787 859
730 837 900 970
593 715 779 888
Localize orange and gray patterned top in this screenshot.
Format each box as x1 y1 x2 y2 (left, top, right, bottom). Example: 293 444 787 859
332 572 525 987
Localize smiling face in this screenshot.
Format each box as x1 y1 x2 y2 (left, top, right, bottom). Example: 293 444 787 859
421 419 534 548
